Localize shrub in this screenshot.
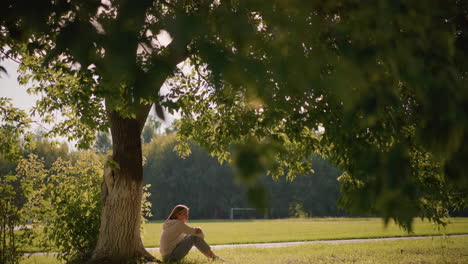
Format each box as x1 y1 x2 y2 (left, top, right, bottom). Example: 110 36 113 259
0 175 25 264
18 152 102 263
16 152 152 263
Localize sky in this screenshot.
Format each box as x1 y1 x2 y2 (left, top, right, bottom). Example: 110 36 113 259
0 59 39 112
0 58 177 147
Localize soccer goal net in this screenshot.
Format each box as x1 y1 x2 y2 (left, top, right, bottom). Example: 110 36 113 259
230 208 268 220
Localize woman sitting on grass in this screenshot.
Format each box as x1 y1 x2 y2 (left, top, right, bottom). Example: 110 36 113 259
160 204 220 262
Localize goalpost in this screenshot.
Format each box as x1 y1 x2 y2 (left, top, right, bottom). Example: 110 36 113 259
230 208 268 220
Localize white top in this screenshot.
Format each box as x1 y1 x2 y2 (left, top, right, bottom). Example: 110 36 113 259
159 219 205 257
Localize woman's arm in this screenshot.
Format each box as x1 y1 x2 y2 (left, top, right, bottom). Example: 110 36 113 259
178 222 205 238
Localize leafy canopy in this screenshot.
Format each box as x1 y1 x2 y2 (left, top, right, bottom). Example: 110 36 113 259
1 0 467 230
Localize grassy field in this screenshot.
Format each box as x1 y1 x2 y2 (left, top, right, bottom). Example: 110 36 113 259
159 236 468 264
141 217 468 247
18 217 468 263
21 236 468 264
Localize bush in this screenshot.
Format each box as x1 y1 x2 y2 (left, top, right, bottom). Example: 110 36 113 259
0 175 25 264
18 152 102 263
17 152 153 263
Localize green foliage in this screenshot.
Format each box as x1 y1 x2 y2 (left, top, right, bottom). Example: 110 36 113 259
289 202 310 219
144 133 240 219
0 131 71 176
141 184 153 229
14 152 153 263
17 152 102 263
27 136 70 169
0 98 33 161
17 53 108 149
143 134 342 219
0 132 80 263
142 116 161 144
0 155 18 177
0 174 27 264
163 0 468 230
2 0 467 234
93 131 112 154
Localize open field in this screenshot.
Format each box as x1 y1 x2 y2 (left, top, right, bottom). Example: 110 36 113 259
21 236 468 264
141 217 468 247
18 217 468 263
155 236 468 264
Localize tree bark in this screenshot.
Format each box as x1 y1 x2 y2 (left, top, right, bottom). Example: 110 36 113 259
90 110 155 263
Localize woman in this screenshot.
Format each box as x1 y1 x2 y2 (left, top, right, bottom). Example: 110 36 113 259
159 204 219 262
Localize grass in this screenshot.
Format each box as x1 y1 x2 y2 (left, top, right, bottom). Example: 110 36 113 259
166 236 468 264
18 217 468 263
21 236 468 264
141 217 468 247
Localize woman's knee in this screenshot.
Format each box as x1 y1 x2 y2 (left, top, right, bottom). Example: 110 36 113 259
188 235 202 242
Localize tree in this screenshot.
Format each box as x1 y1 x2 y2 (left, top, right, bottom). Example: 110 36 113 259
2 1 196 262
1 0 467 262
0 98 32 162
0 174 26 264
143 134 343 219
168 1 468 230
26 133 70 168
143 133 247 219
2 1 188 262
142 115 161 143
93 131 112 154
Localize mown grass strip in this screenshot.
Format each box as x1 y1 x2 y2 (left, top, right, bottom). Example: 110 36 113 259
141 217 468 247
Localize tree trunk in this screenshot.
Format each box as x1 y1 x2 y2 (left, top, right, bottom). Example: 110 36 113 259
88 37 187 263
90 111 155 263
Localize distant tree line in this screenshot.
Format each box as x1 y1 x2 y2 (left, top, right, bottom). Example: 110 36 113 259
2 127 466 222
143 133 345 220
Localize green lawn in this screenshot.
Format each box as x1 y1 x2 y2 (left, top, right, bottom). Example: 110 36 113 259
160 236 468 264
21 236 468 264
18 217 468 263
141 217 468 247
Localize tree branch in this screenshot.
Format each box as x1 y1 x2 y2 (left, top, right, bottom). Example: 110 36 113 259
192 56 211 86
136 103 152 131
0 48 22 64
161 36 190 67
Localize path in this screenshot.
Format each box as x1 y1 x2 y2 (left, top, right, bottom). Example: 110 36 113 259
145 234 468 251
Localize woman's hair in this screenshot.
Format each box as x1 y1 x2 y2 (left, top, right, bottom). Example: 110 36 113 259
167 204 189 220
